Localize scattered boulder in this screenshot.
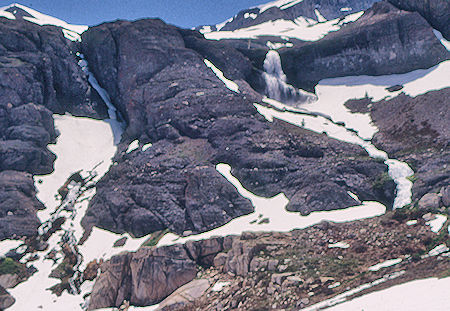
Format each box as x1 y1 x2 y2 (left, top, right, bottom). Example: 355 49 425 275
157 279 210 311
418 193 441 210
440 186 450 207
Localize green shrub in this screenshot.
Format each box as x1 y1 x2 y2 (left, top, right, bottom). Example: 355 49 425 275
0 258 24 275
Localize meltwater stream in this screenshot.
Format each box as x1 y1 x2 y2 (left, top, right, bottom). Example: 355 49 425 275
260 49 414 210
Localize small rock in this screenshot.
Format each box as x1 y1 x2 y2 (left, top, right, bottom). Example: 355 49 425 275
418 193 440 210
113 237 127 248
440 186 450 207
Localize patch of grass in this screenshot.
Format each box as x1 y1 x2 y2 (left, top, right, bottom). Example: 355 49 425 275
372 172 393 190
142 229 170 247
0 257 24 275
407 175 418 183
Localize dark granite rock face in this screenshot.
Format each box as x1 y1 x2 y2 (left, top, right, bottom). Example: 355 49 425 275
0 170 44 240
81 18 392 238
88 245 198 310
280 1 449 90
388 0 450 39
0 18 108 240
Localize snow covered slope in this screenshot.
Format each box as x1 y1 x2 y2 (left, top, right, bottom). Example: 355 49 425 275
199 0 378 43
0 3 87 41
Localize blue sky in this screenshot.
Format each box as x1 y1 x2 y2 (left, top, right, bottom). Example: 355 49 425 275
0 0 267 28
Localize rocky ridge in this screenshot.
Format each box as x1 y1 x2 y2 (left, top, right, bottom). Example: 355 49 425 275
0 17 107 239
80 18 393 238
280 1 449 90
89 209 450 310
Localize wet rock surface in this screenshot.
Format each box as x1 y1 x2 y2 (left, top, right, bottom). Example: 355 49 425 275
280 2 449 90
80 18 392 238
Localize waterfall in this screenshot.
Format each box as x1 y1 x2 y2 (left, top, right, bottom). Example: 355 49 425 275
262 50 316 104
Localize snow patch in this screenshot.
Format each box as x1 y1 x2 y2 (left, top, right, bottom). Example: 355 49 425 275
427 244 449 257
205 12 364 42
257 0 304 13
0 240 22 258
406 219 417 226
126 139 140 154
323 276 450 311
9 114 120 311
204 59 240 93
368 258 402 272
314 9 327 22
0 9 15 19
157 163 385 247
78 227 150 270
212 281 231 292
244 13 257 19
433 29 450 51
266 41 294 50
328 242 350 249
142 143 153 152
1 4 87 41
425 214 447 233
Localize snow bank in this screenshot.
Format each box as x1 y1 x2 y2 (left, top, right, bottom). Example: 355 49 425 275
328 242 350 249
425 214 447 233
212 281 231 292
0 240 22 258
0 4 87 41
303 271 405 310
204 12 364 42
324 277 450 311
204 59 240 93
157 163 385 247
368 258 402 272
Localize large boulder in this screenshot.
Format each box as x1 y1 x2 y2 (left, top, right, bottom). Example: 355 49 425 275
81 18 394 238
388 0 450 39
88 245 198 310
281 1 449 89
0 170 44 240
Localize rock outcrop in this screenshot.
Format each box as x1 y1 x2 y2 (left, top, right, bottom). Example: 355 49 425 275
0 286 15 310
89 210 450 310
280 1 449 90
0 171 44 240
80 18 393 238
388 0 450 39
88 244 198 310
370 88 450 204
0 17 107 239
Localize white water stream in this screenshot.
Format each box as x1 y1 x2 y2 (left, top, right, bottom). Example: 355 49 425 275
0 27 448 311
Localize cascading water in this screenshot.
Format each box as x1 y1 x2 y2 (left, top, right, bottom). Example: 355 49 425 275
262 50 317 104
260 50 414 210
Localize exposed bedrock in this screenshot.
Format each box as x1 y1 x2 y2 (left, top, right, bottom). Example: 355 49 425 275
370 88 450 205
81 18 393 238
0 170 44 240
276 2 449 90
388 0 450 40
0 18 108 239
346 88 450 206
